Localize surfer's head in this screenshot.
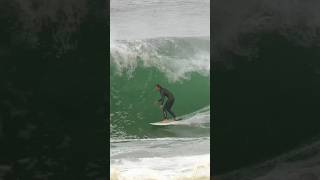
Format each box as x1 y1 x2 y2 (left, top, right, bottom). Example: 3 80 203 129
155 84 161 91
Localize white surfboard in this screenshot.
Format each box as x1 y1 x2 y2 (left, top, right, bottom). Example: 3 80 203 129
149 120 181 126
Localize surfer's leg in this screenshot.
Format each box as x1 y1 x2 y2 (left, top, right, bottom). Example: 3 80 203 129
162 104 168 120
166 99 176 119
167 109 176 119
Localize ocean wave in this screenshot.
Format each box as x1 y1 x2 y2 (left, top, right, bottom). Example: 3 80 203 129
110 37 210 139
110 37 210 82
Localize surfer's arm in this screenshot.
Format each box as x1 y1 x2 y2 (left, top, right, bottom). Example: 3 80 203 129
158 97 164 105
158 91 165 105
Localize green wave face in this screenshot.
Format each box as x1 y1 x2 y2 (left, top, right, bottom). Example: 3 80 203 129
110 37 210 139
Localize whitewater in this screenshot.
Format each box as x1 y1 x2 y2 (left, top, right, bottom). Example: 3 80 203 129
110 0 210 179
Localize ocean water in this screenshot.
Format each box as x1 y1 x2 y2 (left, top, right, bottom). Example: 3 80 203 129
110 0 210 179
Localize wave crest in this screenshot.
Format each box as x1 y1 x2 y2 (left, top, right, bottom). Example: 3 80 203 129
110 37 210 82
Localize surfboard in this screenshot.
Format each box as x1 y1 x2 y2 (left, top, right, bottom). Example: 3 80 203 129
149 119 181 126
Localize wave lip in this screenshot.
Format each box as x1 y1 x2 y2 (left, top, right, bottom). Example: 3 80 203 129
110 37 210 82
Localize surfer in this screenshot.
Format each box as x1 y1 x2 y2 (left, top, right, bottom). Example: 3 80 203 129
155 84 176 122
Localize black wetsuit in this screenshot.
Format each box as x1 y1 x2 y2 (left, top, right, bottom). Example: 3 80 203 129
158 87 176 119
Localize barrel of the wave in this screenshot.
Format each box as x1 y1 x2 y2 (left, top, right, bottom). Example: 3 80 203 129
110 37 210 139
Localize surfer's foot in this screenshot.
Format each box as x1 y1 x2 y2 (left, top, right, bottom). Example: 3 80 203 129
161 119 169 123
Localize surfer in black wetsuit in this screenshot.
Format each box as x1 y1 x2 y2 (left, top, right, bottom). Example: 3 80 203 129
155 84 176 122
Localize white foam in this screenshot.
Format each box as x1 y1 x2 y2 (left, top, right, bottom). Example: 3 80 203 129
110 109 211 179
159 106 210 127
110 38 210 82
111 137 210 143
110 154 210 180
